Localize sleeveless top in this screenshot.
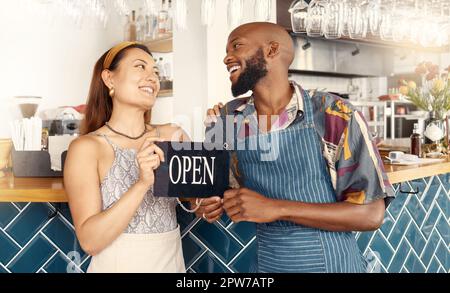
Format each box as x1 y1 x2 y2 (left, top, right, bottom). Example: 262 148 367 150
92 133 178 234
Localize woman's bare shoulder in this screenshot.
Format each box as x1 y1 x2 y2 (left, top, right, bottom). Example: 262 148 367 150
153 123 190 141
67 133 104 157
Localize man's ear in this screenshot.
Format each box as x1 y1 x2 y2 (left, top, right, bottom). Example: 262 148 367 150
267 42 280 58
101 69 114 90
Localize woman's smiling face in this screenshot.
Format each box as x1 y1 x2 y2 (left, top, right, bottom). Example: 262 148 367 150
106 48 160 110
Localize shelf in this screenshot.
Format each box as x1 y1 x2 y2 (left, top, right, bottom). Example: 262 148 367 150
386 100 414 104
386 114 427 119
158 89 173 98
145 33 173 53
367 121 385 127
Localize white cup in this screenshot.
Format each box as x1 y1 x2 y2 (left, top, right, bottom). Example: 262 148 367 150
389 151 404 161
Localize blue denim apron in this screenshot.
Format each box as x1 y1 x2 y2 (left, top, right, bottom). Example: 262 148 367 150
234 89 366 273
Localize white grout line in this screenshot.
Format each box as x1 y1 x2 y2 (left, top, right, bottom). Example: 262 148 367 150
215 221 246 248
5 214 55 268
0 226 23 250
51 212 91 265
424 230 446 272
186 243 208 272
386 194 411 240
406 241 428 272
435 175 449 194
188 231 235 273
36 250 59 273
401 249 413 273
366 247 388 273
180 217 202 238
430 255 445 273
380 220 414 267
0 262 11 273
10 202 22 212
55 208 76 230
361 230 377 256
403 208 432 251
39 232 83 273
227 236 256 267
418 196 440 231
79 255 92 268
386 220 412 270
3 202 31 231
419 203 442 259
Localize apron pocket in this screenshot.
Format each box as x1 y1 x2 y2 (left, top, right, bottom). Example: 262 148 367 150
257 225 326 273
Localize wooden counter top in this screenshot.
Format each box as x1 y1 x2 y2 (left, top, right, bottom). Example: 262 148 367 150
384 157 450 184
0 173 66 202
1 157 449 202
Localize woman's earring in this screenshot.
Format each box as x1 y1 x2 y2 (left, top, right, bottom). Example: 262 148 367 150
109 87 115 97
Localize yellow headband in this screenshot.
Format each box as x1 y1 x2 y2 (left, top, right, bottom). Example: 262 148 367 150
103 41 138 70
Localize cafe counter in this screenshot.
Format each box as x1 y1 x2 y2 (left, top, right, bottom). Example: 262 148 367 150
0 159 449 273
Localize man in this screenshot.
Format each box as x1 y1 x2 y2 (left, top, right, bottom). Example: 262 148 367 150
195 22 394 273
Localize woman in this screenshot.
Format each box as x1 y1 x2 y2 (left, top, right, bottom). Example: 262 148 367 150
64 42 220 273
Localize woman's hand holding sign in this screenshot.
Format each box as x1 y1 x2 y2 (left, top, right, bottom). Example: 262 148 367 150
188 197 223 223
136 134 165 189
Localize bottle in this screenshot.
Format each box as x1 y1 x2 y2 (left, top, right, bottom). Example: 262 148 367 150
136 8 146 42
410 123 421 156
125 11 137 41
167 0 173 33
158 0 169 36
164 59 172 81
156 57 166 81
123 14 130 41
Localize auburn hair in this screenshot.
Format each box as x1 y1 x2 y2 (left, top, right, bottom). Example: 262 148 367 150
81 44 153 135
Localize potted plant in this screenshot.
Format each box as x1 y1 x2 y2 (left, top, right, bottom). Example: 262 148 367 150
399 62 450 155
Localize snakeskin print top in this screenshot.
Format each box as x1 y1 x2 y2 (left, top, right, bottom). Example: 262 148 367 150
95 134 177 234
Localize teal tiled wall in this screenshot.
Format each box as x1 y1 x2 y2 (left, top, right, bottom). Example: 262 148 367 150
0 175 448 273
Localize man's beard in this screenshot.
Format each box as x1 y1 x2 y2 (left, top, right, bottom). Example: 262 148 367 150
231 48 268 97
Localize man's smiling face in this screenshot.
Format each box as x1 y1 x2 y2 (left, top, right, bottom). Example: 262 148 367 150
224 34 268 97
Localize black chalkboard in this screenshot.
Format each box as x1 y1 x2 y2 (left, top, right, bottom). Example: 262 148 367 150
153 142 229 198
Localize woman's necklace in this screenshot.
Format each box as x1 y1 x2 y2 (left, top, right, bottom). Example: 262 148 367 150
105 122 149 140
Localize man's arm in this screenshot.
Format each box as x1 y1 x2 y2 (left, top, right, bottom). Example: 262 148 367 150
223 188 385 232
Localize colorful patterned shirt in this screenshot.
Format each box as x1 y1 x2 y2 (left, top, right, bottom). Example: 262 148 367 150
218 81 395 205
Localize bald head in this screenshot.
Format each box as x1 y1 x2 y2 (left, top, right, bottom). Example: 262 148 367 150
228 22 295 68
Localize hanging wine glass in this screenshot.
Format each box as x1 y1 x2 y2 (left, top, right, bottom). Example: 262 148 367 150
255 0 272 22
392 18 409 42
323 0 341 39
366 0 381 36
289 0 309 33
306 0 327 37
340 0 350 37
419 21 439 47
201 0 216 26
227 0 243 29
347 0 367 39
379 7 393 41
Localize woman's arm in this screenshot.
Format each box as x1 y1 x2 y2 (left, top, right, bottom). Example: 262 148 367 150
64 135 163 256
223 188 385 232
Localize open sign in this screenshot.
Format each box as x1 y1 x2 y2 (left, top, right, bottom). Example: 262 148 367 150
153 142 229 198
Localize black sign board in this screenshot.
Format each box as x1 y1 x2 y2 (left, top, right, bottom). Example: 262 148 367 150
153 142 229 198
